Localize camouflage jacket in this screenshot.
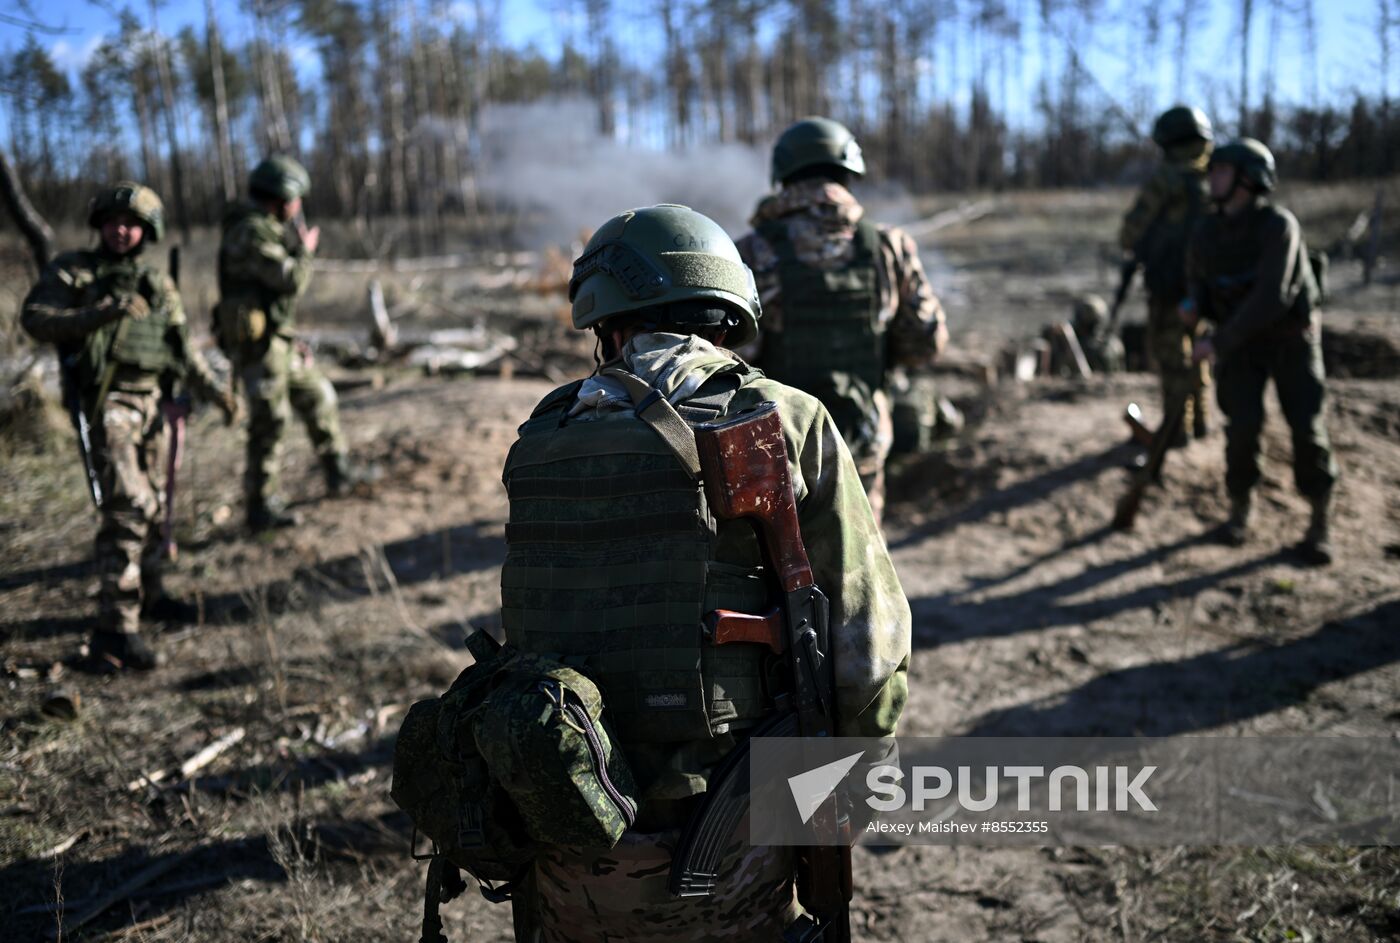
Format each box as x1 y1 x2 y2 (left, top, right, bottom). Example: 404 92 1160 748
521 333 910 808
1118 147 1211 254
736 180 948 369
21 247 222 402
217 202 314 338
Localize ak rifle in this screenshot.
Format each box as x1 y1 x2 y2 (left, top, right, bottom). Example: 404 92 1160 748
1112 398 1187 530
668 401 852 943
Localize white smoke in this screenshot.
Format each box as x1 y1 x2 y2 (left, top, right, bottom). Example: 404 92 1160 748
475 98 770 247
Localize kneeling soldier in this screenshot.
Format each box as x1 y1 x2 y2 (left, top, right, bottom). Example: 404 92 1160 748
22 183 237 670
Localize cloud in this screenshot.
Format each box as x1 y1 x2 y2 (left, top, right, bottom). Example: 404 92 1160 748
49 34 102 72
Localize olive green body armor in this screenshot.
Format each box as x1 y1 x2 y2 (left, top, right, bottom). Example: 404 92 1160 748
500 375 775 749
757 218 884 454
85 257 175 379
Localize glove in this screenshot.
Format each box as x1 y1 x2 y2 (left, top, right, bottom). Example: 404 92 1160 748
118 293 151 321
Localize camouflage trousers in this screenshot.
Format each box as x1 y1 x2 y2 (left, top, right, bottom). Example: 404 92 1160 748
1148 297 1210 434
853 389 894 529
1215 327 1338 501
92 389 168 635
237 334 346 509
518 826 798 942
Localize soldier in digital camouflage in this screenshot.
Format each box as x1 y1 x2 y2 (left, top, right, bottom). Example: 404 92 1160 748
1184 139 1338 564
216 155 365 531
1119 105 1215 447
499 204 911 941
21 182 238 671
736 117 948 526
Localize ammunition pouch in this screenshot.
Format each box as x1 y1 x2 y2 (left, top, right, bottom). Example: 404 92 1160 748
212 298 269 356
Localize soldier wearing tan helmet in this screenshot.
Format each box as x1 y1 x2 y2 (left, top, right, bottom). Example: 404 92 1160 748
215 155 368 531
1183 138 1337 564
1120 105 1215 447
21 182 238 671
737 117 949 526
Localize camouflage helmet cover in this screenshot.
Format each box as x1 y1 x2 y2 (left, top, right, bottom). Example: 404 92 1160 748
1072 294 1109 328
1210 138 1277 193
88 181 165 243
1151 106 1213 149
771 116 867 185
249 154 311 201
568 204 762 347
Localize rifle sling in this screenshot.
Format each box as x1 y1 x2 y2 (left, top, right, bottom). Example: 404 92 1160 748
93 314 136 417
600 366 703 481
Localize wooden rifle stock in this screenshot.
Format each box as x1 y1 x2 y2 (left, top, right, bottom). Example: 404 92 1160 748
694 401 813 594
690 401 853 943
1113 398 1187 531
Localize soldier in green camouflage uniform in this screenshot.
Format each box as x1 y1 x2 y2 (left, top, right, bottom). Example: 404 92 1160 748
1119 106 1215 446
1071 295 1126 374
21 183 237 670
737 117 948 526
502 205 911 940
1185 139 1338 565
216 155 355 531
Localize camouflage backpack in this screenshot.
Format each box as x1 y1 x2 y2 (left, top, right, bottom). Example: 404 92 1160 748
391 630 638 939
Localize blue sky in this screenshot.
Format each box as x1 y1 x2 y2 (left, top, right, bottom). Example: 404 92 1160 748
2 0 1392 137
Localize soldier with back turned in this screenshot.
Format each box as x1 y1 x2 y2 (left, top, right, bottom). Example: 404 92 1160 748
1119 105 1215 446
737 117 949 526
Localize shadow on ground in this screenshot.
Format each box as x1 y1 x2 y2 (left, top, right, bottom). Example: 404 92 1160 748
961 596 1400 736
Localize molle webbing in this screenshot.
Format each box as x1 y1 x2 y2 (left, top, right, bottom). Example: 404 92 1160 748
95 263 173 375
108 306 174 373
501 382 771 746
759 217 884 391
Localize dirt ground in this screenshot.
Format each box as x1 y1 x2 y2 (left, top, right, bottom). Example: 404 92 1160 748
2 186 1399 942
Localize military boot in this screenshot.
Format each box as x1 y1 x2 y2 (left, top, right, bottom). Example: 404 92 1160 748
86 630 161 672
322 453 378 497
1296 492 1333 567
248 498 300 532
1214 493 1251 546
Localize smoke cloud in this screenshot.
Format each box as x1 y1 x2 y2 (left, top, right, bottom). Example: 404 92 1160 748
476 98 769 248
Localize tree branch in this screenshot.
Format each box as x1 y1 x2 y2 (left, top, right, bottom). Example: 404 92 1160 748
0 148 55 269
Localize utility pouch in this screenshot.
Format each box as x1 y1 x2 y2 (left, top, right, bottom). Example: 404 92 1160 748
212 299 267 354
473 657 638 849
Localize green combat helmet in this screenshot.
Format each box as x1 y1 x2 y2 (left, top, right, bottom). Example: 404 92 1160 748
771 116 866 185
88 181 165 243
1151 105 1213 149
1210 138 1277 193
248 154 311 202
568 204 762 348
